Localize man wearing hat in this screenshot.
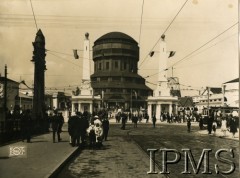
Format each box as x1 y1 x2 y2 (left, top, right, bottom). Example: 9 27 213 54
93 115 102 126
51 110 61 143
68 112 81 146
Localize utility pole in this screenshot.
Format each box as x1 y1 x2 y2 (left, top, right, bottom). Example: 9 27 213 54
4 65 7 120
207 86 210 116
131 89 132 120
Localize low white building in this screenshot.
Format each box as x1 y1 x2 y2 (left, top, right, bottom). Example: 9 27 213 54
192 78 239 115
193 87 223 114
223 78 239 107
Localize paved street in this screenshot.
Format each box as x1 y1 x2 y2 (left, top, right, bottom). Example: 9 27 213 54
57 120 239 178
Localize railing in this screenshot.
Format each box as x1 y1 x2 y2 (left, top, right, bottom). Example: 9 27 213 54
0 119 50 145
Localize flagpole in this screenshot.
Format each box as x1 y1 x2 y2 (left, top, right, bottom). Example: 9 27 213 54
131 89 132 120
4 65 7 121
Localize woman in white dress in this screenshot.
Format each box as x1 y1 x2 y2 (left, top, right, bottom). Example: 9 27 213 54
221 117 227 137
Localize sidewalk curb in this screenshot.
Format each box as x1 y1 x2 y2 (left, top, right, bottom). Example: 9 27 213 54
45 146 80 178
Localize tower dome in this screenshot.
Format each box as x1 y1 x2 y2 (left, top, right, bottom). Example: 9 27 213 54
91 32 152 110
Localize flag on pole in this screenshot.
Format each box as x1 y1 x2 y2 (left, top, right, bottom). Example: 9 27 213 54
168 51 176 58
149 51 155 57
73 49 79 59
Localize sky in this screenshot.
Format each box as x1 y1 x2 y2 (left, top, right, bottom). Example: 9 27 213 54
0 0 238 96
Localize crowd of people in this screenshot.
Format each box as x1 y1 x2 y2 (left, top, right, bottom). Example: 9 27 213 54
67 111 109 147
2 107 238 146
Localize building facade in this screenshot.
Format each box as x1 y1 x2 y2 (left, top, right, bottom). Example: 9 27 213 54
91 32 152 111
223 78 239 107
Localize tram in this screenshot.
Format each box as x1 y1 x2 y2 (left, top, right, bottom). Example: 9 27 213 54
202 106 239 126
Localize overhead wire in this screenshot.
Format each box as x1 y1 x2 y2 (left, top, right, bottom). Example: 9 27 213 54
46 51 94 74
147 32 237 71
138 0 145 45
170 22 238 68
29 0 38 31
46 49 92 60
47 51 82 68
144 22 238 80
138 0 189 68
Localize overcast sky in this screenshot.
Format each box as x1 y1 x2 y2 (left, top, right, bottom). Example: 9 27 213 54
0 0 238 96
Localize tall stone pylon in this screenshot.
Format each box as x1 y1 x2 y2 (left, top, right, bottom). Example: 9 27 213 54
154 35 170 97
80 32 92 95
82 32 90 82
31 29 46 119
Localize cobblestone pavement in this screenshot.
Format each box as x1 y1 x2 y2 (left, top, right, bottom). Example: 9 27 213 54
58 135 165 178
57 121 239 178
128 123 239 178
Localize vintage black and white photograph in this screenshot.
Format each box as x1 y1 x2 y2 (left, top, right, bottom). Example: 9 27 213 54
0 0 239 177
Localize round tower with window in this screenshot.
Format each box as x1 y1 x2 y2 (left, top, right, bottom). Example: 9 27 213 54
91 32 152 110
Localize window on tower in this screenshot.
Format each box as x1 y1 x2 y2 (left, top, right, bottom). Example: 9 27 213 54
115 61 118 69
124 61 127 70
106 62 109 70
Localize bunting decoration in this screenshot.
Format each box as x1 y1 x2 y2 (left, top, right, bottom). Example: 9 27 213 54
168 51 176 58
73 49 79 59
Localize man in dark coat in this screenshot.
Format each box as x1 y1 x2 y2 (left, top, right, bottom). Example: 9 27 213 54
68 112 82 146
199 114 204 130
58 112 64 136
20 109 32 143
51 111 61 143
121 112 127 130
229 115 238 138
80 113 89 145
207 112 214 134
132 114 138 128
186 115 191 133
152 115 156 128
102 117 109 141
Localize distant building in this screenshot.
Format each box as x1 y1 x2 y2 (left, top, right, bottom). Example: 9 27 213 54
15 92 33 111
51 92 71 110
192 78 239 116
193 87 223 114
168 77 181 97
0 77 19 113
223 78 239 107
178 96 195 115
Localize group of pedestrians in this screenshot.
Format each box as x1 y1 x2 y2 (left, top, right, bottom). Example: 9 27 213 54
68 112 89 146
199 112 238 138
68 112 110 147
219 115 238 138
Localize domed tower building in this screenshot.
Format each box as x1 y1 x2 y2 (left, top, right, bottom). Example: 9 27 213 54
91 32 152 110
